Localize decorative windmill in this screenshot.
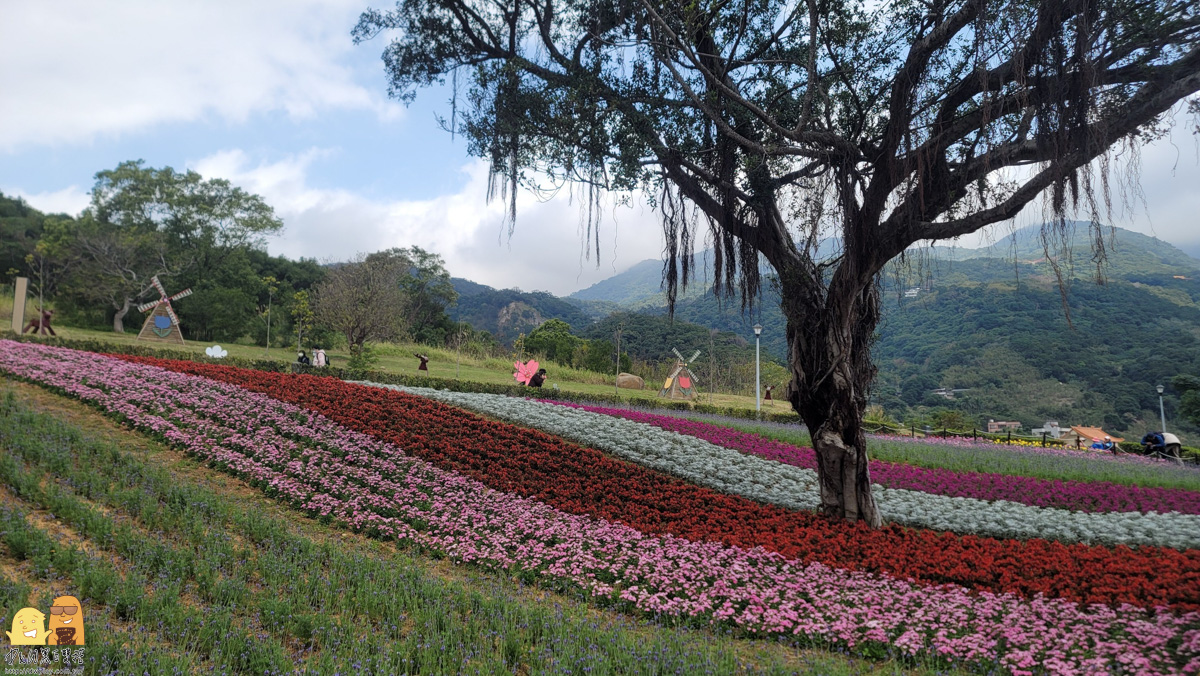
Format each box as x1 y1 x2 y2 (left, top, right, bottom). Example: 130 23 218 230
135 276 192 344
659 348 701 399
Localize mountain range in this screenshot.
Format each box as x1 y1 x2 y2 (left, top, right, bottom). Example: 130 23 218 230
453 223 1200 436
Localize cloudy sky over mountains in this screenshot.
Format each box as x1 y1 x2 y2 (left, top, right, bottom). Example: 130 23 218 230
2 0 1197 295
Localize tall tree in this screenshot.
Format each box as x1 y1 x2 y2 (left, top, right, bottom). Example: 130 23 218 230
312 253 411 352
84 161 284 337
369 246 459 342
90 160 282 280
356 0 1200 524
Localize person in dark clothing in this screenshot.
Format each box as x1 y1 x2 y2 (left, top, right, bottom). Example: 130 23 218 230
415 353 430 371
296 350 311 365
22 309 56 336
529 368 547 387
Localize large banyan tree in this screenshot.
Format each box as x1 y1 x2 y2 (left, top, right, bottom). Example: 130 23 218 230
355 0 1200 525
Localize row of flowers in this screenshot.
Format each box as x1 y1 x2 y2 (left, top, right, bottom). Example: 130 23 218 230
555 403 1200 515
1 343 1197 674
363 383 1200 551
101 351 1200 612
873 431 1195 469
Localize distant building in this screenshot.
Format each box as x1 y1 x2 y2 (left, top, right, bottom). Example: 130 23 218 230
903 287 921 298
930 387 970 400
1031 421 1063 438
987 420 1022 433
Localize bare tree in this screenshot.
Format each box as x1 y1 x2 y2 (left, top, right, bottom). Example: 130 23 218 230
356 0 1200 524
70 221 175 333
312 253 411 353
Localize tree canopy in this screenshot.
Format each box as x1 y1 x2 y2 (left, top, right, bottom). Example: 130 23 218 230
313 253 412 352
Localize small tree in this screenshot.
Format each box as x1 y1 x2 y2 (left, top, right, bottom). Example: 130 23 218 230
525 318 580 365
312 253 410 355
23 225 75 332
291 290 315 351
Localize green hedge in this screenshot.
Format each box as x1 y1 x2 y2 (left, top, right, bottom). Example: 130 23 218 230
691 402 803 424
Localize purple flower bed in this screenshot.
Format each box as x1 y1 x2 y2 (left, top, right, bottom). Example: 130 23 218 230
4 341 1199 675
557 403 1200 516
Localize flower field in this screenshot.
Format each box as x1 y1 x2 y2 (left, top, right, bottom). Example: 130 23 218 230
3 342 1200 674
358 384 1200 550
556 403 1200 515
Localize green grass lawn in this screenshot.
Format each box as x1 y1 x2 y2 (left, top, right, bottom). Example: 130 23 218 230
0 380 958 675
5 315 772 413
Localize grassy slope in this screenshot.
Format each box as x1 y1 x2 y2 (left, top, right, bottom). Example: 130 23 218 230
0 380 955 675
0 310 771 412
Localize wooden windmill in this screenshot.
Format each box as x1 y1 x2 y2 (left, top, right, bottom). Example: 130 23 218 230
136 276 192 344
659 348 701 399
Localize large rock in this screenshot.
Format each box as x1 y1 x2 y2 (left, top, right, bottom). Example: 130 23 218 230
616 372 645 390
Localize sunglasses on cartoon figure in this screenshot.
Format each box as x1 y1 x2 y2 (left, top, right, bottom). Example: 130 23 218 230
49 606 78 616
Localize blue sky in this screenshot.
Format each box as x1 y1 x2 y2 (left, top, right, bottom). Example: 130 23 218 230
2 0 1198 296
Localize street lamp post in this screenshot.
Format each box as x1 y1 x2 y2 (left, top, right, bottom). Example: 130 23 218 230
1157 384 1167 433
753 324 763 412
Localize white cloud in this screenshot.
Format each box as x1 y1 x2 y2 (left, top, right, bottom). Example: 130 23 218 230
1 185 90 217
190 149 669 295
951 105 1200 252
0 0 401 152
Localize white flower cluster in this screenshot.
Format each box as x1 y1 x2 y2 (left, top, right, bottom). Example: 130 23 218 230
358 382 1200 550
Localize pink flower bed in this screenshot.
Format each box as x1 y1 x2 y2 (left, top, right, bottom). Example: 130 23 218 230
3 341 1200 675
556 403 1200 515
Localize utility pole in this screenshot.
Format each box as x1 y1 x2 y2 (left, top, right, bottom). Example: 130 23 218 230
753 324 763 412
709 330 716 404
1157 384 1168 433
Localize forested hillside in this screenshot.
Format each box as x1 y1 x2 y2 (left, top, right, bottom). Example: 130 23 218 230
449 278 592 343
873 275 1200 435
573 225 1200 436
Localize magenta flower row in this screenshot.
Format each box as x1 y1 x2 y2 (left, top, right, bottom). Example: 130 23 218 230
553 403 1200 516
2 341 1198 675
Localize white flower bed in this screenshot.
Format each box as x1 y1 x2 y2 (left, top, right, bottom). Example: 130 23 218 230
357 382 1200 550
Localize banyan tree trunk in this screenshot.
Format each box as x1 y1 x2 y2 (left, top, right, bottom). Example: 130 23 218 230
781 268 883 526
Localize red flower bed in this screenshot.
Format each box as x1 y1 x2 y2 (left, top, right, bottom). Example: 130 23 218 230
117 355 1200 611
